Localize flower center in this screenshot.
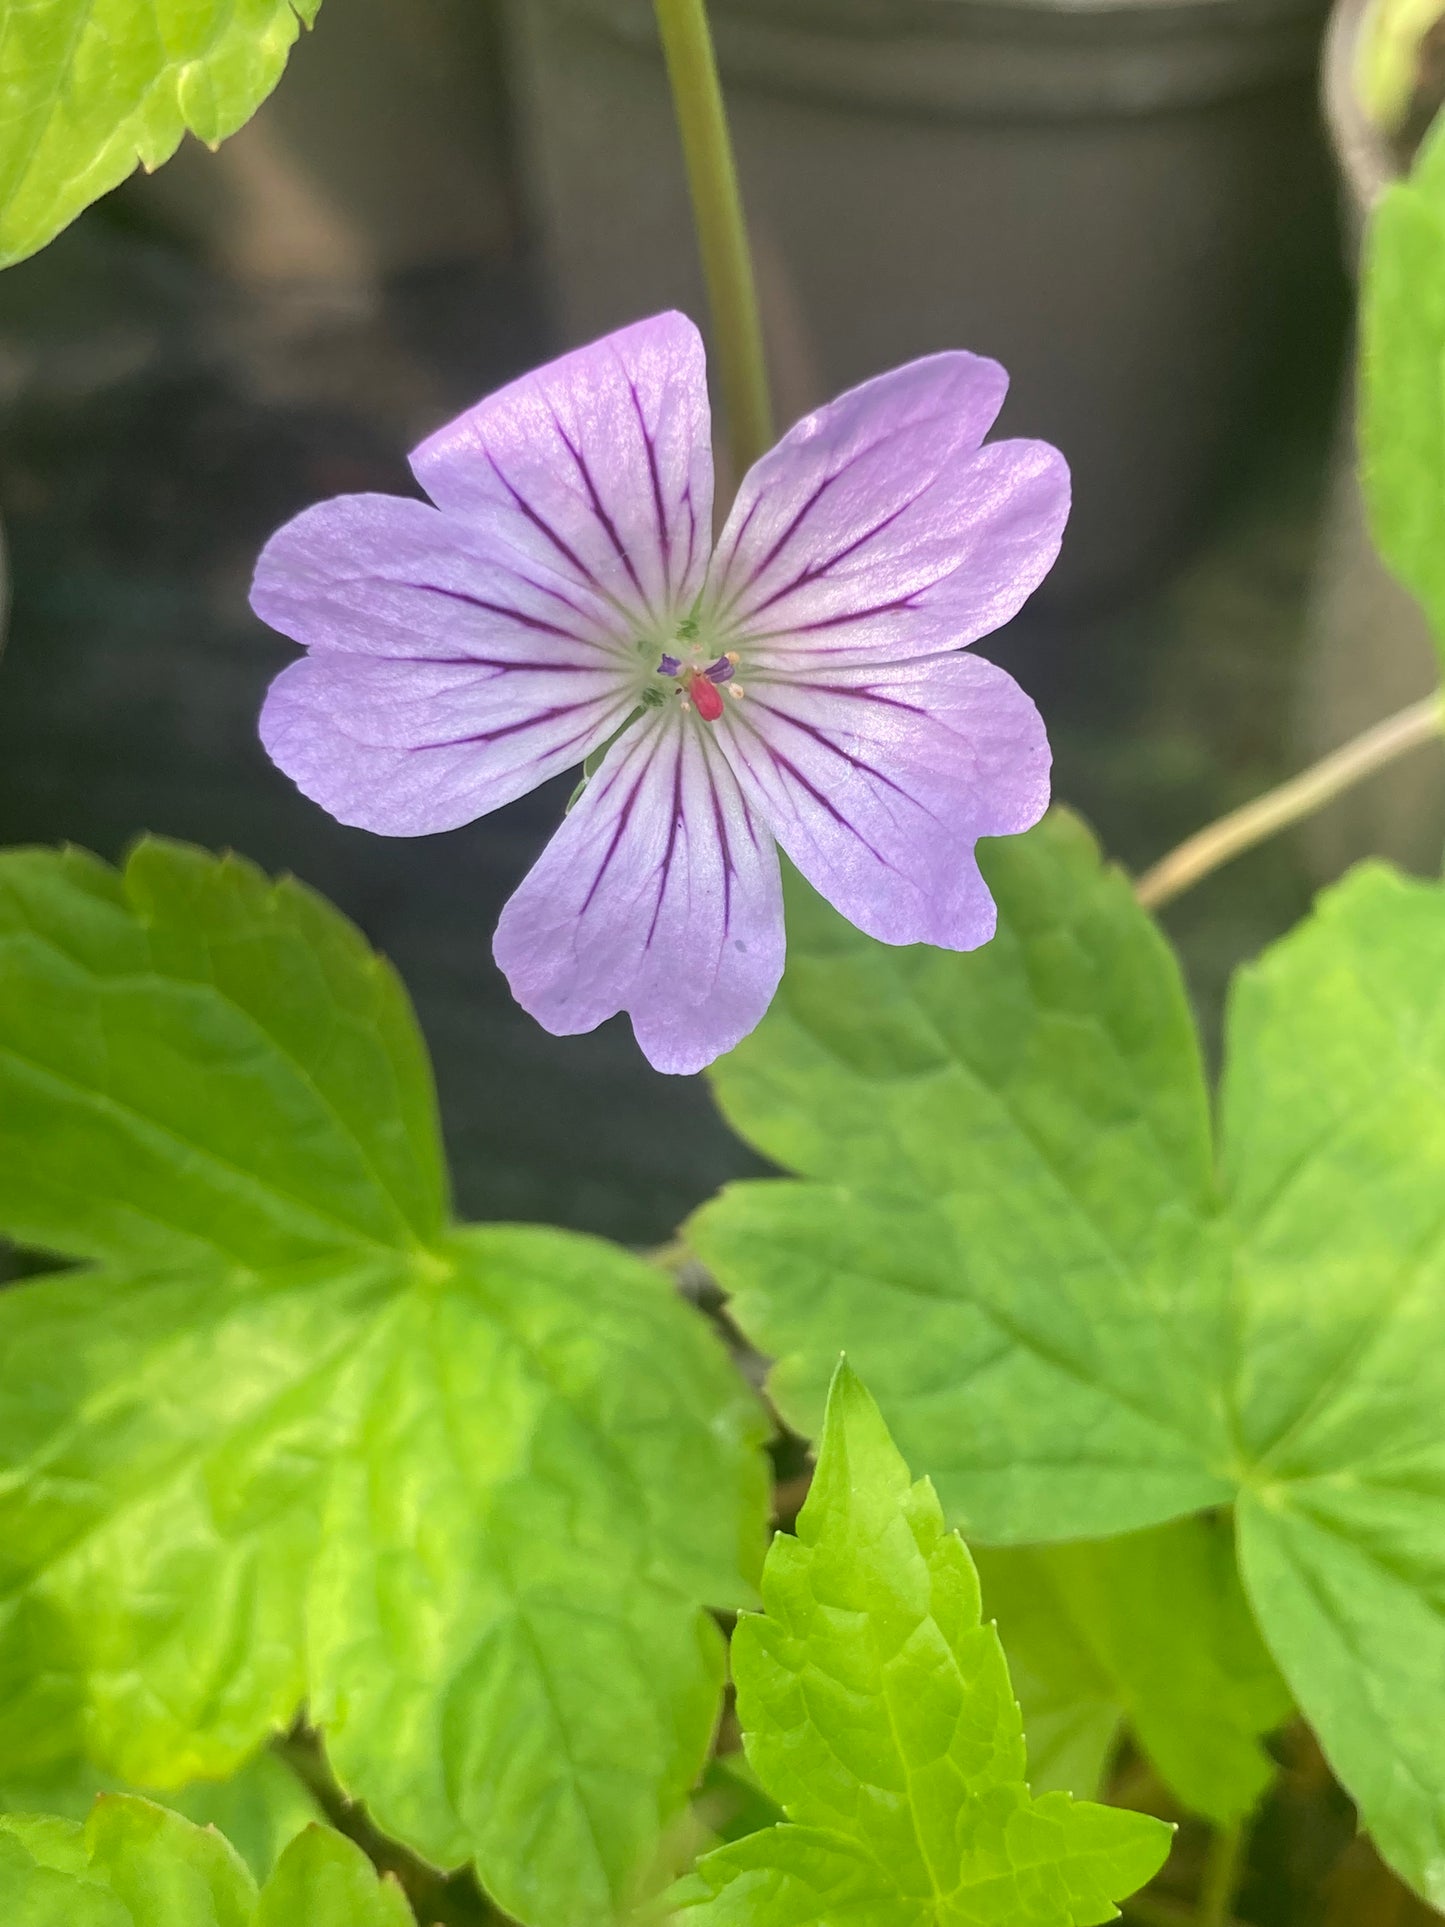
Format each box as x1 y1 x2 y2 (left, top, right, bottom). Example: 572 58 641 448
644 618 742 725
658 650 736 723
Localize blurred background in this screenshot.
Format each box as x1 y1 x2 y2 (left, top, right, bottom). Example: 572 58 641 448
0 0 1432 1243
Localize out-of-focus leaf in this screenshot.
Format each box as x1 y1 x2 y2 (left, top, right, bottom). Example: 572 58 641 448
1361 112 1445 661
1 1795 257 1926
257 1825 412 1926
971 1545 1122 1801
979 1520 1290 1822
674 1364 1173 1927
0 1752 323 1882
0 0 323 270
0 1797 411 1925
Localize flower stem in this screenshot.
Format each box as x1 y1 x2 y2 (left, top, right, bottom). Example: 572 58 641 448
1134 693 1444 911
653 0 773 477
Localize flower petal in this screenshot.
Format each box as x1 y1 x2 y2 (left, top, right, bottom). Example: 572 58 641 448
717 651 1049 949
411 313 714 632
706 353 1069 668
493 709 784 1075
260 655 633 836
252 493 637 834
251 492 635 664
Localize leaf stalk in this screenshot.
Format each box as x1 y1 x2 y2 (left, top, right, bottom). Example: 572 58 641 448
1133 693 1444 911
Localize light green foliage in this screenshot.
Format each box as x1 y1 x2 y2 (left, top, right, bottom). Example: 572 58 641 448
978 1521 1290 1822
255 1824 413 1926
0 841 769 1927
0 0 321 269
0 1796 409 1925
1361 111 1445 660
693 813 1445 1903
0 1750 324 1881
700 812 1230 1545
675 1366 1172 1926
969 1549 1121 1802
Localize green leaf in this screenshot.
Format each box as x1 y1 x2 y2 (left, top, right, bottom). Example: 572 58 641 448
675 1364 1172 1927
0 840 769 1927
160 1756 324 1886
698 812 1232 1545
257 1825 412 1927
0 0 322 270
0 1797 412 1926
1361 111 1445 661
969 1548 1121 1802
693 815 1445 1901
0 1821 133 1927
0 840 446 1270
0 1795 258 1927
979 1520 1290 1823
1223 862 1445 1909
0 1750 325 1882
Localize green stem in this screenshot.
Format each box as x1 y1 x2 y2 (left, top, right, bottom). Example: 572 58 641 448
1133 692 1444 911
653 0 773 477
1198 1821 1247 1927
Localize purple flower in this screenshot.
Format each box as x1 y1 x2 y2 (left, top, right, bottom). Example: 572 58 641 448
251 313 1068 1075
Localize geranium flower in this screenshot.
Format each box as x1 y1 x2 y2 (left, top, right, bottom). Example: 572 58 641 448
251 313 1068 1074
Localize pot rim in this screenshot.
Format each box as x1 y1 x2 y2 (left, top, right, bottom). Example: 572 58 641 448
1323 0 1400 212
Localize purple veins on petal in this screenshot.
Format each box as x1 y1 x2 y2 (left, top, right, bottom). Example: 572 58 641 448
410 311 715 623
493 706 785 1077
705 351 1070 669
717 652 1050 951
249 310 1070 1073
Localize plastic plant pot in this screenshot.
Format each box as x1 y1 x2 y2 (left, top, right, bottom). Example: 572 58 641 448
508 0 1336 608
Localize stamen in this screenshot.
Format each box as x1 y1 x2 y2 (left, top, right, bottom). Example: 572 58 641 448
658 653 682 677
703 655 735 685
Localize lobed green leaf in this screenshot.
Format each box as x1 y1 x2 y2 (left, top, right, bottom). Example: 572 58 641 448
0 1750 324 1882
0 840 769 1927
695 813 1445 1901
0 1796 409 1925
0 0 322 270
675 1365 1172 1927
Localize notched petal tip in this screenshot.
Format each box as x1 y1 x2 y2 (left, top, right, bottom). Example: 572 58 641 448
406 310 715 630
722 651 1049 954
710 352 1070 667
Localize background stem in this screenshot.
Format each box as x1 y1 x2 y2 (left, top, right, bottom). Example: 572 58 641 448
653 0 773 478
1198 1821 1247 1927
1134 693 1443 911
